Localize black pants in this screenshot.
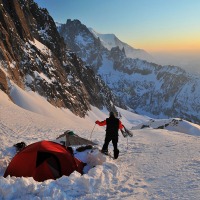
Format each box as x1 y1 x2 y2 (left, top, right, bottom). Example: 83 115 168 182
102 135 118 152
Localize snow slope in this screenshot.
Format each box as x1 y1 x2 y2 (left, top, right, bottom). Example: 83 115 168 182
131 118 200 136
1 88 200 199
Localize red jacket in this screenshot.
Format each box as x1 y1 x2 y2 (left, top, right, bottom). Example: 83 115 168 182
96 119 123 130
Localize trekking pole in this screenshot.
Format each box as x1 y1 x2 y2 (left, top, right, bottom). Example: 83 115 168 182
127 137 129 151
89 123 96 140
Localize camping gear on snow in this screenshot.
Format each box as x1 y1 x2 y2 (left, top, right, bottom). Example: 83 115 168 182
56 130 97 146
14 142 27 152
4 141 85 182
76 145 93 152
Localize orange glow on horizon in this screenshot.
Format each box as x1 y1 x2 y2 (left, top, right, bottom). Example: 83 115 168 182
129 37 200 54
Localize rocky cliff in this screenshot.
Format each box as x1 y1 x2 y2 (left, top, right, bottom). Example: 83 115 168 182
0 0 123 117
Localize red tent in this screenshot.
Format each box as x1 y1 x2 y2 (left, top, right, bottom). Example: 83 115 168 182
4 141 84 182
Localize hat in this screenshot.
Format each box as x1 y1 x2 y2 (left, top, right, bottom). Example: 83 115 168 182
109 111 115 117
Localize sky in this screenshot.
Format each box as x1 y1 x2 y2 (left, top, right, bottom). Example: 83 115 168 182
34 0 200 72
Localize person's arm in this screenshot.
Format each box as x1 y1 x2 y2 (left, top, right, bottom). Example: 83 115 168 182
95 120 107 126
119 120 124 130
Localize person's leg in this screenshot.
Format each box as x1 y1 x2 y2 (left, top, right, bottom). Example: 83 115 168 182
112 137 118 151
112 137 119 159
102 136 111 153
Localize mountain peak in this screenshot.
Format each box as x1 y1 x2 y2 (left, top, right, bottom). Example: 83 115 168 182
66 19 81 25
89 28 153 62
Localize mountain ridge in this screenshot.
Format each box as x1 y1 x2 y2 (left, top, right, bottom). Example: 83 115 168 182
88 27 154 62
57 19 200 124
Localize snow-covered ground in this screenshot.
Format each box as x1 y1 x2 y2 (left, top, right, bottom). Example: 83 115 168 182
1 87 200 199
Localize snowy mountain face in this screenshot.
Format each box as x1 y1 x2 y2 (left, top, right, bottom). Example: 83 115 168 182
89 27 154 62
2 90 200 199
57 20 200 124
0 0 123 117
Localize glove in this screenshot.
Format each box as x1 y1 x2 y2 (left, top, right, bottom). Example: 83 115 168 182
95 120 100 124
